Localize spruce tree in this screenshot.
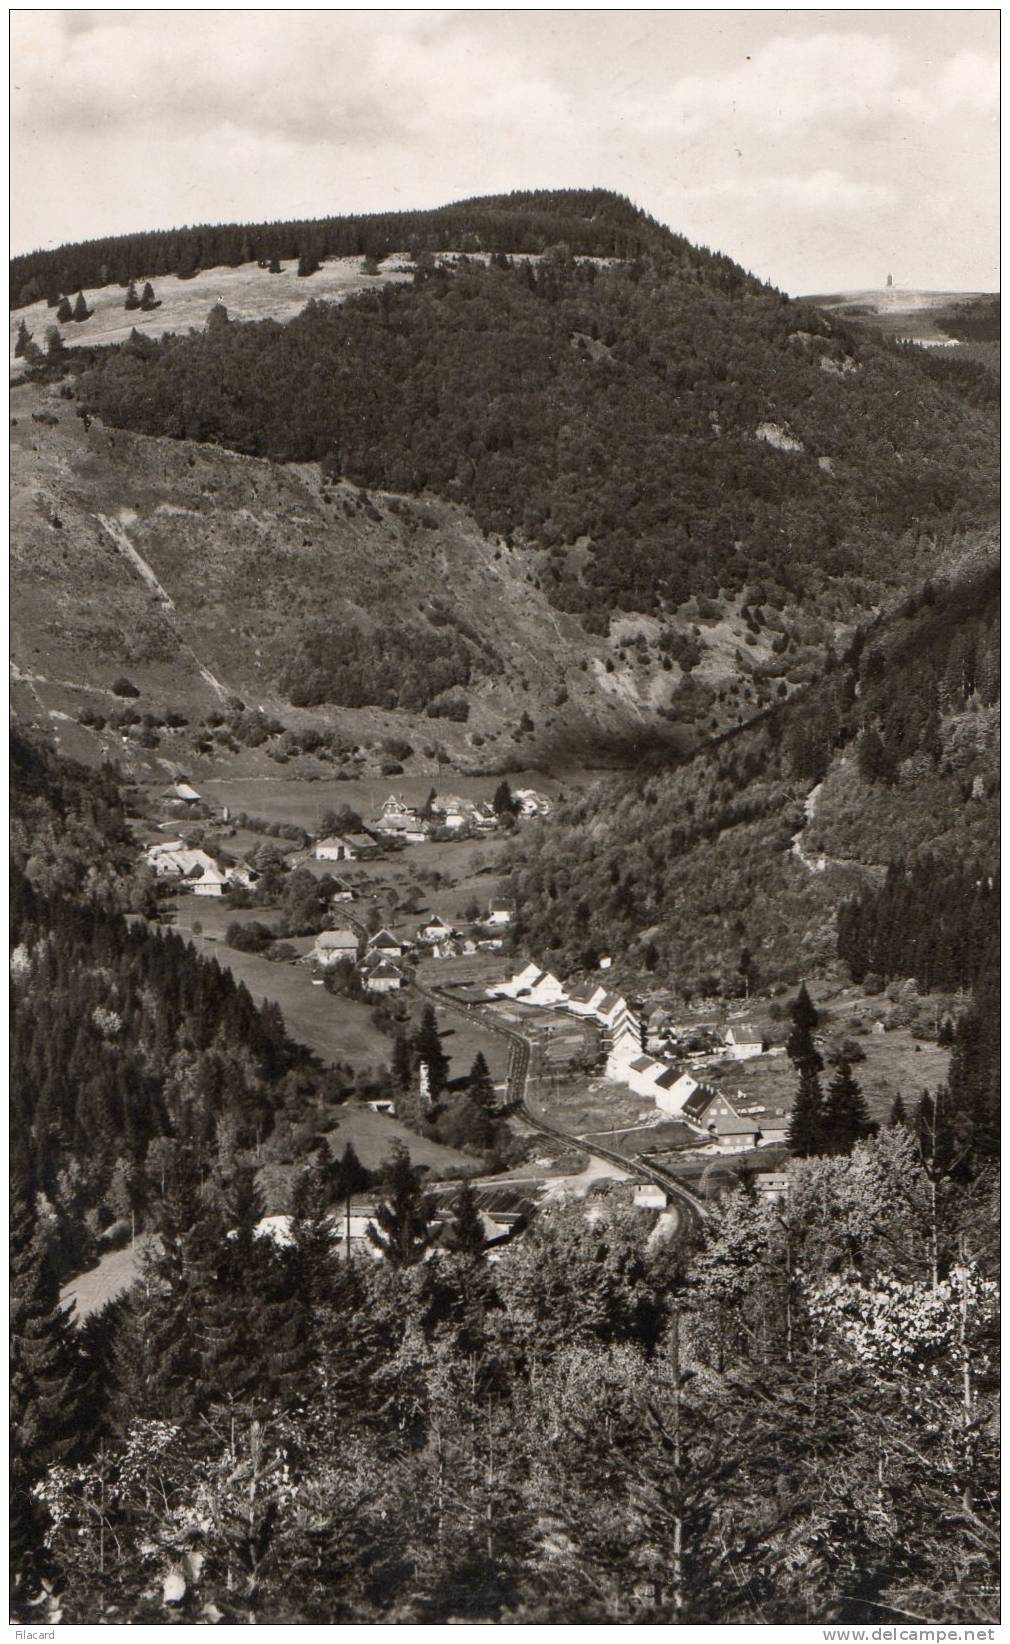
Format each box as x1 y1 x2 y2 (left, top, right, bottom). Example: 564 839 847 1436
822 1060 874 1155
889 1093 908 1127
333 1140 371 1203
787 1063 825 1157
10 1170 85 1599
10 1170 84 1475
140 281 160 311
56 295 73 324
445 1179 486 1260
413 1004 449 1097
124 280 140 311
367 1143 436 1266
391 1031 413 1092
268 254 282 274
467 1051 496 1112
785 984 823 1075
72 291 90 322
201 1165 271 1410
14 318 31 357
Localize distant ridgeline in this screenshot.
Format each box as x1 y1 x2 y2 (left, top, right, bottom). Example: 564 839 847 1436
71 209 998 644
11 188 760 307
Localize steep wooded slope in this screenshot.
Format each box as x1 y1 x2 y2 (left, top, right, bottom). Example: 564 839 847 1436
510 559 999 993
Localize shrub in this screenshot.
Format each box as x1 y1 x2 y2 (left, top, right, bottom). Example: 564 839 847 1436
111 676 140 698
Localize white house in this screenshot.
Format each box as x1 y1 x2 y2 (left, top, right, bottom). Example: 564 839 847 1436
722 1022 765 1061
145 844 217 880
681 1085 763 1150
161 781 201 806
418 914 455 944
526 970 569 1007
487 901 513 927
313 928 359 966
365 960 403 993
513 788 551 817
192 865 229 898
565 980 609 1018
633 1184 668 1210
489 961 543 999
653 1070 705 1118
368 928 404 959
316 835 359 862
605 1023 645 1080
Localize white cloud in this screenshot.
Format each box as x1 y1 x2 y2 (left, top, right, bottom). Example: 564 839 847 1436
679 169 897 216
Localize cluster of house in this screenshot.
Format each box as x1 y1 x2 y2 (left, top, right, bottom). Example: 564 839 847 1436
311 901 514 992
143 839 257 898
489 964 787 1151
314 789 551 859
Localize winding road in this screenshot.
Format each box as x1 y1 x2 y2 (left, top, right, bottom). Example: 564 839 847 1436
414 979 709 1231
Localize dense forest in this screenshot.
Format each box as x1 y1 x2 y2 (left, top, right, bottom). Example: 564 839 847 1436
11 189 760 308
76 246 998 649
510 560 999 992
12 1112 999 1622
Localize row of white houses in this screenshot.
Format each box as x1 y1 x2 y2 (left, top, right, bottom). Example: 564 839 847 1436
488 962 786 1145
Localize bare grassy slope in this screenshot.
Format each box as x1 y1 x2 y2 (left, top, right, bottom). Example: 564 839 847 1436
12 377 686 765
9 256 414 367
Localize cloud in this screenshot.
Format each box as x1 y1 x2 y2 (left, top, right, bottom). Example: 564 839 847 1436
679 169 897 216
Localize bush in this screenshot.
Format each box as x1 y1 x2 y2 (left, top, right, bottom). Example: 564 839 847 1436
226 921 275 954
426 697 470 722
111 676 140 698
380 761 404 776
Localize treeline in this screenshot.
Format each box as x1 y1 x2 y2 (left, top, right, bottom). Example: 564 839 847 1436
11 187 759 309
837 858 998 995
75 255 998 642
12 1122 998 1623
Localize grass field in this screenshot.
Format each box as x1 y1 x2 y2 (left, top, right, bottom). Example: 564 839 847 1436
173 915 392 1069
198 770 570 830
61 1238 153 1322
10 256 415 369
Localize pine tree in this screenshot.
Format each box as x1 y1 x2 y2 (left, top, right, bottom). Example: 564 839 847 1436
785 984 823 1075
822 1060 874 1155
333 1140 371 1203
201 1165 271 1409
467 1051 496 1112
391 1031 413 1092
268 254 282 274
413 1004 449 1097
367 1143 436 1266
56 295 73 323
14 318 31 357
297 247 321 278
10 1169 85 1599
493 778 517 815
10 1170 84 1472
124 280 140 311
787 1063 825 1157
889 1093 908 1127
445 1179 486 1260
72 291 90 322
140 281 158 310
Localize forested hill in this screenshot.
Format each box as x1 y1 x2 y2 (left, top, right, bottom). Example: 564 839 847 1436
12 188 761 308
510 558 999 995
75 239 997 651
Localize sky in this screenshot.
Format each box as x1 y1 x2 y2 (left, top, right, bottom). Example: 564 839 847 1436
10 8 1000 294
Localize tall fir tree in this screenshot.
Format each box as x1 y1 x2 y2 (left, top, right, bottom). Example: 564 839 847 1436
139 281 160 311
391 1031 413 1093
413 1005 449 1097
14 318 32 357
822 1060 874 1155
467 1051 496 1113
72 290 90 322
10 1168 86 1601
786 1063 825 1158
367 1143 436 1266
56 295 73 323
124 280 140 311
444 1179 487 1260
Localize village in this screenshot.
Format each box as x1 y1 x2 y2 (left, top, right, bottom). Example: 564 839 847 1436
124 765 952 1258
